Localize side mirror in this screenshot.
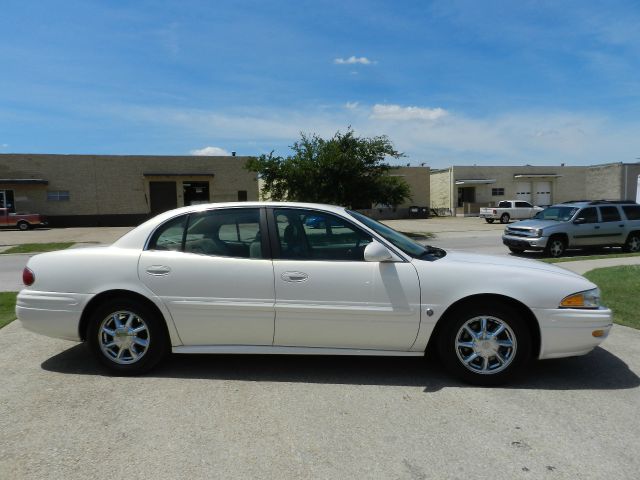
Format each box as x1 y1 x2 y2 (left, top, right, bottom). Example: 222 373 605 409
573 218 586 224
364 242 394 262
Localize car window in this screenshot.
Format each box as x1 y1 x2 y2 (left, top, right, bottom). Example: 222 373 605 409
184 208 263 259
515 201 531 208
534 206 578 221
578 207 598 224
599 206 621 222
497 201 510 208
274 209 372 261
622 205 640 220
148 215 187 251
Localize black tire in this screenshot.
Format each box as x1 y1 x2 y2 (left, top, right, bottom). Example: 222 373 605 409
485 218 495 224
437 303 532 386
500 213 510 224
87 298 169 375
545 236 566 258
623 232 640 253
17 221 29 231
508 247 525 254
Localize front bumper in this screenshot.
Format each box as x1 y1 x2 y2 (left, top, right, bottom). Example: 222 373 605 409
502 234 549 250
534 306 613 359
16 290 93 341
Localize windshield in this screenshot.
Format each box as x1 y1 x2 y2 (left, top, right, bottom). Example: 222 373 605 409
534 206 579 221
347 210 431 258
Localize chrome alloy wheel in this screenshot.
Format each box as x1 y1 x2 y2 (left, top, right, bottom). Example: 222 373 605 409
98 311 150 364
455 316 517 375
548 239 565 257
628 235 640 252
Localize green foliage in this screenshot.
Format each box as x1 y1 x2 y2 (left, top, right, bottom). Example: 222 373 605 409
584 265 640 329
0 292 17 329
245 129 411 208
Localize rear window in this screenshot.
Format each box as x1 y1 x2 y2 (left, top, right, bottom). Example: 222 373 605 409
599 206 621 222
498 201 510 208
622 205 640 220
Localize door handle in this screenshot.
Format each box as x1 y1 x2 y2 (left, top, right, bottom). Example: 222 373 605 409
281 271 308 282
146 265 171 276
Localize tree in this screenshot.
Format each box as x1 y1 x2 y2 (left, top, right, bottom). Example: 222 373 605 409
245 129 411 208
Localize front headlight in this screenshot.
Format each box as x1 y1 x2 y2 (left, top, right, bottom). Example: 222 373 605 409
560 288 601 309
534 228 544 237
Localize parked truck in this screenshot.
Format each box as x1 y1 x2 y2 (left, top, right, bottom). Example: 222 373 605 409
0 208 47 230
479 200 543 224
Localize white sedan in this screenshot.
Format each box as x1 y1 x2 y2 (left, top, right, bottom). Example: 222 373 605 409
16 202 613 385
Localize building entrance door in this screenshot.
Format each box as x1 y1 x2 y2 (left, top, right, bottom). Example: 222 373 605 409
149 181 177 215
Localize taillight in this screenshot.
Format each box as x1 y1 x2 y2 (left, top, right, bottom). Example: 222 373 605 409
23 267 35 286
493 209 497 214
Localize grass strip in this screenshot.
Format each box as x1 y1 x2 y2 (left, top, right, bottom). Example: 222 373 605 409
584 265 640 329
0 292 17 329
2 242 75 254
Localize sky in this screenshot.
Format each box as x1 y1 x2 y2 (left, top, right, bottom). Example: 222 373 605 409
1 0 639 168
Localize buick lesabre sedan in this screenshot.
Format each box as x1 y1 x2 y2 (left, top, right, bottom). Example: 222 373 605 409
17 202 612 385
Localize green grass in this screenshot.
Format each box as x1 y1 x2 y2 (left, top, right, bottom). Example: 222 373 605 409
0 292 17 329
541 251 640 263
584 265 640 329
1 242 74 254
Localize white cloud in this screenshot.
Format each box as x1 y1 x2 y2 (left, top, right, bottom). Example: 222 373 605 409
345 101 359 110
190 146 230 156
334 56 374 65
370 104 448 121
111 103 640 168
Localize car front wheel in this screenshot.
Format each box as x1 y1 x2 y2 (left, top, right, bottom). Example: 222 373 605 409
546 236 566 258
437 304 531 386
87 299 168 375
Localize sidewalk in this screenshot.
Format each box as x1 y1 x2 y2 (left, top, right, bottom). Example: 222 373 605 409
555 256 640 275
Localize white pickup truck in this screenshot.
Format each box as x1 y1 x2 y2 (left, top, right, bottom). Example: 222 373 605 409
479 200 543 224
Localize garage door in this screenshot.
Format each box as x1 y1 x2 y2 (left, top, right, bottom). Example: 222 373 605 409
515 182 531 202
534 181 551 206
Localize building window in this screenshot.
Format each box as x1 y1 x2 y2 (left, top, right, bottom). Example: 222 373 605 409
47 190 70 201
237 190 248 201
492 188 505 196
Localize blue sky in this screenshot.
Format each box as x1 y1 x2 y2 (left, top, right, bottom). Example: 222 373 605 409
1 0 639 167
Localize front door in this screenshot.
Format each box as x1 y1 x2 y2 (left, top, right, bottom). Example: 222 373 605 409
269 208 421 351
149 181 178 215
138 208 275 346
571 207 600 246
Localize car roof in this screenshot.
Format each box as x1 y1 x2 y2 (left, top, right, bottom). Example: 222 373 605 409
552 200 638 208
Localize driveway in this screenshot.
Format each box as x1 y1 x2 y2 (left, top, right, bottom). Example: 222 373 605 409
0 320 638 479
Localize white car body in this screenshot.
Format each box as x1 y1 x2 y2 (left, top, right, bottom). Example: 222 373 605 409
480 200 544 223
16 202 612 381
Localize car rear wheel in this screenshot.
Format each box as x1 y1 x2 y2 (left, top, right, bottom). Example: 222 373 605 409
485 218 494 224
545 236 566 258
87 299 168 375
623 233 640 253
500 213 510 224
437 304 531 386
17 221 29 231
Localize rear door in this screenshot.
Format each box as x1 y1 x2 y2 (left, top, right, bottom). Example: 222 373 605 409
138 207 275 346
269 208 421 351
596 206 626 245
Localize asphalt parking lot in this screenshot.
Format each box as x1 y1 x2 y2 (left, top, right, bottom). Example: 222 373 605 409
1 218 640 479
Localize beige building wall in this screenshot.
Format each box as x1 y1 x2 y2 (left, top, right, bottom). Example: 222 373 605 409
392 166 430 208
0 154 258 224
586 162 640 201
430 168 453 211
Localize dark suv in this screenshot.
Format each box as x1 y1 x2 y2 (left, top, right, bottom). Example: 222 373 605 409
501 200 640 257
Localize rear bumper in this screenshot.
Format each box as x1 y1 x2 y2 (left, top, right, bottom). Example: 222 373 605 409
534 307 613 359
502 234 549 250
16 290 93 341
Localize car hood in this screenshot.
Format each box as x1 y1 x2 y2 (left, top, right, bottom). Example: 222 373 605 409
506 219 561 229
426 250 585 279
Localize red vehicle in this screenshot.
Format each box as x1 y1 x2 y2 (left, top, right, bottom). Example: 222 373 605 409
0 208 47 230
